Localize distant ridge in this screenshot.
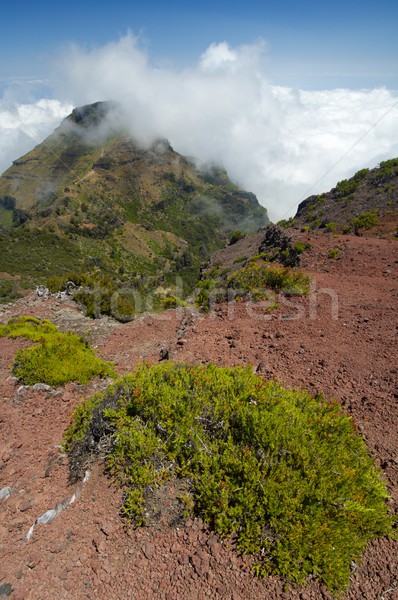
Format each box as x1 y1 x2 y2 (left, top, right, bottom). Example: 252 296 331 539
292 159 398 235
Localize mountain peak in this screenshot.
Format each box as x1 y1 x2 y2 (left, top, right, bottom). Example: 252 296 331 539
66 101 119 129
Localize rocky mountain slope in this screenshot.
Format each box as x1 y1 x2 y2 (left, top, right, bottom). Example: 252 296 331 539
292 159 398 236
0 101 268 299
0 228 397 599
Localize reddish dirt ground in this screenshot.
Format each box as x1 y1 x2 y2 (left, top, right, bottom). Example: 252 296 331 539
0 231 397 599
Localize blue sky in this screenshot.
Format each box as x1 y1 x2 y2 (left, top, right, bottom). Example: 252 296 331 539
1 0 397 89
1 0 398 219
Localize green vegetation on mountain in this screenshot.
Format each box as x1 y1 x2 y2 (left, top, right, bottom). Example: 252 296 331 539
193 225 311 312
0 316 115 385
0 102 268 305
294 159 398 233
194 262 310 312
64 362 395 592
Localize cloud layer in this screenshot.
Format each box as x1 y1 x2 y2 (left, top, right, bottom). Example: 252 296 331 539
0 98 72 174
1 35 397 220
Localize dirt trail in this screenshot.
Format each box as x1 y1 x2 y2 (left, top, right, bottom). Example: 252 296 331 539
0 232 397 599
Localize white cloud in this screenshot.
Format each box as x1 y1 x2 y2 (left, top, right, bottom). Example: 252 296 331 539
1 35 398 221
200 42 238 71
0 98 72 174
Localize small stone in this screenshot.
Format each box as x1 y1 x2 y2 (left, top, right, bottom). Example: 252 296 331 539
0 583 12 597
190 550 210 576
159 347 170 361
171 541 183 553
63 581 74 592
26 552 41 569
100 521 116 537
141 543 154 559
207 535 220 559
19 500 32 513
0 487 11 501
32 383 52 392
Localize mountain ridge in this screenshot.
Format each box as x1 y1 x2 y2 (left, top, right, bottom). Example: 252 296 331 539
0 101 269 301
291 158 398 235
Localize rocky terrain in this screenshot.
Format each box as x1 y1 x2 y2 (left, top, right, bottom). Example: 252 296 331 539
0 228 397 599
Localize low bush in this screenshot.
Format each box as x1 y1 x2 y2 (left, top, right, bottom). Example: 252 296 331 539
64 362 395 592
228 263 310 298
194 263 310 312
233 255 247 264
351 211 379 234
353 168 369 181
47 271 136 322
0 316 116 385
334 178 359 198
328 247 341 259
159 294 187 310
228 230 246 245
293 241 310 254
324 222 337 232
372 158 398 183
0 280 22 303
277 217 296 228
194 277 225 312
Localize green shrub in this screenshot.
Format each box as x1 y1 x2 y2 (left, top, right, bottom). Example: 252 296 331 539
0 316 116 385
309 218 321 229
227 263 310 297
159 294 187 310
353 168 369 182
277 217 296 229
111 292 137 322
328 247 341 259
228 230 246 245
0 280 22 303
46 271 137 322
372 158 398 183
64 363 395 592
334 179 359 198
233 255 247 264
351 211 379 234
325 222 337 232
194 263 310 311
46 271 97 293
194 277 224 312
293 241 306 253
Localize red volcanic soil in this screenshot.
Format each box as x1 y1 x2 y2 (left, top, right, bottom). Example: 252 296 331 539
0 231 397 599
